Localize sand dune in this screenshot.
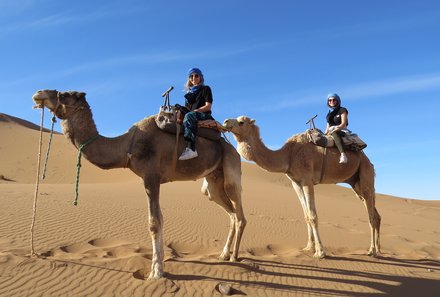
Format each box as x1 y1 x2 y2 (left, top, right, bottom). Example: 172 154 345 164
1 113 439 296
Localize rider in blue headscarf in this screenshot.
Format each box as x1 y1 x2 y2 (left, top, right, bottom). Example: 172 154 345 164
325 93 349 164
178 67 214 160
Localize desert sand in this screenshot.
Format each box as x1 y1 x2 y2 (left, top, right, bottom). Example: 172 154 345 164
1 112 439 296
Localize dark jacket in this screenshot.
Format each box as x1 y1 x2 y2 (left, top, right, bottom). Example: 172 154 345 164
184 85 213 115
326 106 348 127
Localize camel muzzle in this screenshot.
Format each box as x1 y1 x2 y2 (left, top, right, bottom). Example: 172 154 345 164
222 119 233 131
32 90 59 111
32 93 47 109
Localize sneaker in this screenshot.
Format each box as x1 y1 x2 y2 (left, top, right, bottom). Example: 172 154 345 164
178 147 198 160
339 153 348 164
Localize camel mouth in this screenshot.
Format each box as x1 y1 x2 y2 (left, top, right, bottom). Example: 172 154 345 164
32 91 48 104
222 123 231 131
222 119 234 132
32 92 47 108
32 90 56 110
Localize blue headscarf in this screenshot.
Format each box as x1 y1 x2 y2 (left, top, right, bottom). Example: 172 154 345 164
188 67 204 93
327 93 341 111
188 67 203 77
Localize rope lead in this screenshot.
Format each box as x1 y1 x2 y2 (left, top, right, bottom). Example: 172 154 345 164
41 116 57 179
30 106 45 257
73 134 99 206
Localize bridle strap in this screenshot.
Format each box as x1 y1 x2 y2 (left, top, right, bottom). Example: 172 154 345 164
53 92 84 118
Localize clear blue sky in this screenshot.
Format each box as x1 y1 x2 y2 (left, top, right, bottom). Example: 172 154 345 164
1 1 439 200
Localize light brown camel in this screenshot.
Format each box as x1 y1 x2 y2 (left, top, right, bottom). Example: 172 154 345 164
32 90 246 279
223 116 380 258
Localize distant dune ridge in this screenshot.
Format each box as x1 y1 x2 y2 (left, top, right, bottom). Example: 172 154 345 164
0 113 439 296
0 112 60 134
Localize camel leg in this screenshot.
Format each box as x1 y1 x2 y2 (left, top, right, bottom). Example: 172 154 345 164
374 207 381 253
222 146 246 262
204 168 246 262
224 179 246 262
216 142 246 262
352 184 381 257
290 180 315 252
203 176 236 260
302 184 325 258
144 176 164 279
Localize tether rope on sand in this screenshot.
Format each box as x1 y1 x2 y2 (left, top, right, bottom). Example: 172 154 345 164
30 106 45 257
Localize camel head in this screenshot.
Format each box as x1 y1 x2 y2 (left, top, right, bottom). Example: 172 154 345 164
32 90 87 119
223 116 256 137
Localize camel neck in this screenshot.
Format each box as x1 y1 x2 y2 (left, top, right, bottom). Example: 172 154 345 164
236 128 290 173
60 106 132 170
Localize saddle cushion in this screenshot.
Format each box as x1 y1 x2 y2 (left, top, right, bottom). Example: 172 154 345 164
155 112 222 141
306 128 367 151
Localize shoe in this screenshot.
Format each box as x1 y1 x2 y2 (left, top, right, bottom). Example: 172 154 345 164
178 147 198 160
339 153 348 164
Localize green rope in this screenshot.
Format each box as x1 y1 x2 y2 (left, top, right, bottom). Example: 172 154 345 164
74 134 99 206
41 116 57 180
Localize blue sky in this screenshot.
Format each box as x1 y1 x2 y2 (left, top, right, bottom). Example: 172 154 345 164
1 0 439 200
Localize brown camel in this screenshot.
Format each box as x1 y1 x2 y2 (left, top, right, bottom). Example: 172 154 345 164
223 116 380 258
32 90 246 279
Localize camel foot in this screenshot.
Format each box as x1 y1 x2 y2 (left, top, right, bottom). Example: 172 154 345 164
313 250 326 259
229 255 238 262
302 245 314 252
219 252 230 261
367 248 378 257
147 270 164 280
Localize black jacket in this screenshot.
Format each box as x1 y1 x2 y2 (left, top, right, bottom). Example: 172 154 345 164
184 85 213 115
326 106 348 127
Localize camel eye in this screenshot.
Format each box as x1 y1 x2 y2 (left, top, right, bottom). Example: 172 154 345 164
238 121 244 126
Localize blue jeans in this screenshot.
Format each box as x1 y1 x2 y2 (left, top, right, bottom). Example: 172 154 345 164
182 111 214 149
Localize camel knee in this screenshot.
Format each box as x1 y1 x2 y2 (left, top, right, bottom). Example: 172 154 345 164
305 214 318 226
368 208 381 231
148 217 162 236
236 217 247 230
375 209 381 225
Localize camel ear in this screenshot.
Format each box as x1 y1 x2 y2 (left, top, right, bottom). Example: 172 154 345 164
57 92 66 100
250 119 256 125
76 92 86 100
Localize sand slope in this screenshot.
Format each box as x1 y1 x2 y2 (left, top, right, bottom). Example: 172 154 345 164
1 113 439 296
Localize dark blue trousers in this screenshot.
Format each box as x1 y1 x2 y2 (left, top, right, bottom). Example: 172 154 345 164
182 111 214 149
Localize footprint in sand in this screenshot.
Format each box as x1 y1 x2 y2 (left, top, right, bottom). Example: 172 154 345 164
45 238 153 262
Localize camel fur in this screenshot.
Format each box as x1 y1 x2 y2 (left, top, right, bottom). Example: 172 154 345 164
223 116 380 258
32 90 246 279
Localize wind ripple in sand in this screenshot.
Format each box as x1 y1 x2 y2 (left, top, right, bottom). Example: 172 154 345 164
0 241 180 297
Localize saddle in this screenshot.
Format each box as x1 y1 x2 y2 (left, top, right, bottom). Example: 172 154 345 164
155 103 225 141
306 128 367 151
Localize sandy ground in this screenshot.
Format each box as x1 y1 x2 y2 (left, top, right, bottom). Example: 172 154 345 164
1 113 439 296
